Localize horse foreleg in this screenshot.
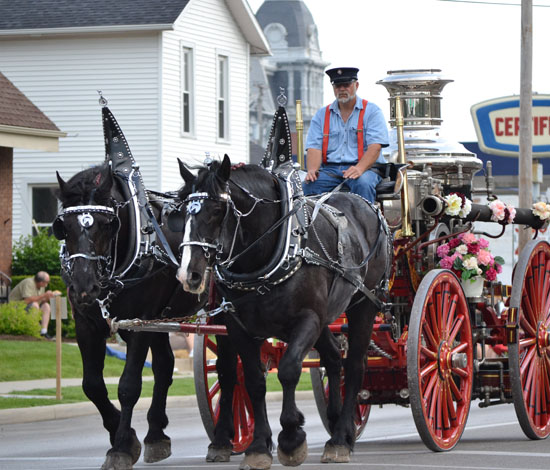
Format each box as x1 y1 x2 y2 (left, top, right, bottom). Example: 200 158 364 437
206 333 237 462
143 332 173 463
276 315 320 467
322 304 376 463
103 332 151 470
75 316 121 445
227 321 273 470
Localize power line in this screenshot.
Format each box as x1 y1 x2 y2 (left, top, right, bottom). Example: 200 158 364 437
437 0 550 6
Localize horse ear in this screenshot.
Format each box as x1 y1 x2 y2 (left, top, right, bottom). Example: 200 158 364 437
97 165 113 193
56 171 68 201
218 154 231 182
178 158 195 186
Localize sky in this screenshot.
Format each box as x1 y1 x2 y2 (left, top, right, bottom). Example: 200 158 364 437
247 0 550 143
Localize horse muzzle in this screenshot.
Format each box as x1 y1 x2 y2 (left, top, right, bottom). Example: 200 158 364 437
176 267 207 295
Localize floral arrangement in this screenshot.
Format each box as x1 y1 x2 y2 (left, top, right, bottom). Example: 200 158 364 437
533 201 550 221
437 232 505 282
489 199 516 225
444 193 472 218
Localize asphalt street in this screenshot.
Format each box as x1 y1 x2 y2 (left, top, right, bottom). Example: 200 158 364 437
1 395 550 470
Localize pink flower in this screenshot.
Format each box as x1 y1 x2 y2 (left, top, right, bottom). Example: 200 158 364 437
507 205 516 223
468 243 480 255
448 238 461 249
495 263 503 274
461 232 477 244
489 200 506 222
478 238 490 249
439 256 455 269
437 243 450 257
477 249 493 266
485 268 497 281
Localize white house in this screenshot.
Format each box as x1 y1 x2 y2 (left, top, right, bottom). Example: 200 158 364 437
0 0 270 241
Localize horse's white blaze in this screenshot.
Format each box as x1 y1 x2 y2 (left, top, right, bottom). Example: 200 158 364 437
176 218 193 288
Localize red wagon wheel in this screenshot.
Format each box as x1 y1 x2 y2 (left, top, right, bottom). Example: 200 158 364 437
193 333 254 454
407 269 473 451
310 349 370 438
509 240 550 440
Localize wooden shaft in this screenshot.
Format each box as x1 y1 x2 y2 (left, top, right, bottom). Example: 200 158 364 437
296 100 304 169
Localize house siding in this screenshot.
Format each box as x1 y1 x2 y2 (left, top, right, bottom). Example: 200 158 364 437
0 33 161 239
160 0 250 191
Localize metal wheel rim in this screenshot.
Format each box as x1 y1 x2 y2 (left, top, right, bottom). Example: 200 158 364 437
407 269 473 451
509 240 550 440
193 333 254 453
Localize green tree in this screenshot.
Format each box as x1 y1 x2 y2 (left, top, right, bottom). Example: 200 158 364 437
11 228 61 275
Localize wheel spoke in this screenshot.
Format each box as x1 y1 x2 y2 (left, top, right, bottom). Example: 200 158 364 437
448 314 465 345
420 345 438 361
451 342 468 355
423 320 440 352
428 300 441 340
521 292 538 332
441 282 450 337
422 370 438 401
445 293 459 340
420 360 438 380
520 344 537 377
208 380 221 400
206 338 218 355
519 316 537 339
448 375 464 403
452 366 469 379
441 383 451 431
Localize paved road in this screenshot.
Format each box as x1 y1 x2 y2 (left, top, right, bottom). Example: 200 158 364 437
1 396 550 470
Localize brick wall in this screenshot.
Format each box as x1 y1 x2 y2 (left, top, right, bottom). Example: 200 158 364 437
0 147 13 275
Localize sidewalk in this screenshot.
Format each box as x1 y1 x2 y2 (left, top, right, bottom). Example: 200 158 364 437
0 376 196 426
0 377 313 426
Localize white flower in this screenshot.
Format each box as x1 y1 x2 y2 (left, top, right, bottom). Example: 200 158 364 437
459 198 472 218
444 194 462 217
533 201 550 220
463 257 479 271
456 244 468 255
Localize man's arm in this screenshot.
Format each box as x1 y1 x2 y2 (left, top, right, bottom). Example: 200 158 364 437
305 148 322 182
342 143 382 179
22 291 56 305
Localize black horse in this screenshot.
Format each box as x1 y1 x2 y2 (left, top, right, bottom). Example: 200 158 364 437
175 155 392 468
55 163 200 470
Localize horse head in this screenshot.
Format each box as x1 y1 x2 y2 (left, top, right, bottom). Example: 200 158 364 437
175 155 231 294
54 164 120 308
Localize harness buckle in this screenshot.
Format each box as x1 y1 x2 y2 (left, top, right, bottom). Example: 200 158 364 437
256 284 271 295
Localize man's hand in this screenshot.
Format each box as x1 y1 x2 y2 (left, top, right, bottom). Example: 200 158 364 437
342 165 365 180
305 169 319 183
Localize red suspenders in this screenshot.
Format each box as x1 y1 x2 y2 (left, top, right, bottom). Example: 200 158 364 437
321 99 368 164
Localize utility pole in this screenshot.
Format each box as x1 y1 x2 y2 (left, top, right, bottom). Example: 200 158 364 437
518 0 533 254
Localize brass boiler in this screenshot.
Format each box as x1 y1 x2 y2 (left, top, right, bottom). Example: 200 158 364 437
376 69 484 228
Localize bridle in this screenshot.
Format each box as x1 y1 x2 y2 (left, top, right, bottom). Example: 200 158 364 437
179 190 232 261
55 204 120 284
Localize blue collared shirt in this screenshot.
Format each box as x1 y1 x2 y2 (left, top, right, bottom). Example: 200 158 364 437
306 95 389 165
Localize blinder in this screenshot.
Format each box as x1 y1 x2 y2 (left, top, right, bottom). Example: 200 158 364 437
167 210 185 233
52 216 66 240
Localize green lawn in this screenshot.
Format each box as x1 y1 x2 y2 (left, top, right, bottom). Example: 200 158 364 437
0 339 312 410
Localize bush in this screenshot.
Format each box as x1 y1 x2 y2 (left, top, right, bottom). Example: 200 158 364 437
11 228 61 276
0 302 41 337
10 275 75 339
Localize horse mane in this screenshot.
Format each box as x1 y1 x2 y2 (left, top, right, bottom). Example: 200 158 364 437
178 161 276 201
57 163 113 208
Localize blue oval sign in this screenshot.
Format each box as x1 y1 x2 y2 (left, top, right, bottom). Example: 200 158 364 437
471 95 550 157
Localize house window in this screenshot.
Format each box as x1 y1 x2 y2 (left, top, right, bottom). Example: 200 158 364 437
182 46 194 135
31 186 59 236
217 55 229 140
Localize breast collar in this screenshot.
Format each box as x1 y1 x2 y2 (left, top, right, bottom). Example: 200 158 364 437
214 163 308 294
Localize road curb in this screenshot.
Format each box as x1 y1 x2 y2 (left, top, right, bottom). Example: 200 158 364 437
0 391 314 425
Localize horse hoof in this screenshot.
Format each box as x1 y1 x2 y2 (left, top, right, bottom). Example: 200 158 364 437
277 440 308 466
101 451 134 470
144 439 171 463
239 452 273 470
129 430 142 464
206 445 232 462
320 444 350 463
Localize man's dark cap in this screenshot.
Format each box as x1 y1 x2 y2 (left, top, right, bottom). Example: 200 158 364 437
325 67 359 84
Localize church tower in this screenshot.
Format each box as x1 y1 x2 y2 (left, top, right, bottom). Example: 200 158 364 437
250 0 327 157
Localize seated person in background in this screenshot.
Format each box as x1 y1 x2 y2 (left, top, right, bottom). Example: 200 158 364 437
303 66 389 204
9 271 60 339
